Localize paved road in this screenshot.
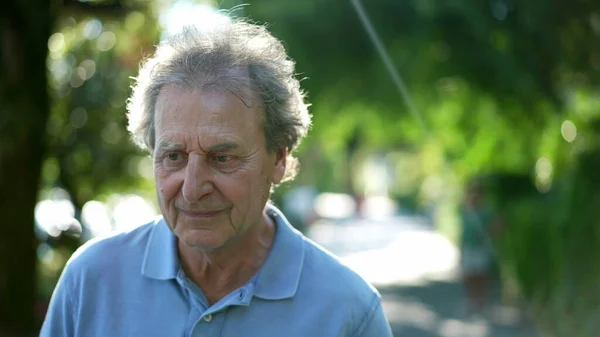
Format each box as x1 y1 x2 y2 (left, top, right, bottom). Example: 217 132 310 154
307 216 538 337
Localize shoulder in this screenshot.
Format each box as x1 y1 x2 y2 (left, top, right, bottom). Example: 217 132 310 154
299 236 380 306
296 237 387 335
63 219 158 279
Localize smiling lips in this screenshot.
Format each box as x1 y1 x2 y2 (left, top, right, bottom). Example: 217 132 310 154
178 209 223 218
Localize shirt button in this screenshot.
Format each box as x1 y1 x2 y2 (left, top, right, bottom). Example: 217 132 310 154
203 314 213 322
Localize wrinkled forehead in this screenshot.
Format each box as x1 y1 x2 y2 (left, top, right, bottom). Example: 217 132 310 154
155 81 254 116
184 66 259 109
154 86 260 128
153 85 266 149
151 67 265 147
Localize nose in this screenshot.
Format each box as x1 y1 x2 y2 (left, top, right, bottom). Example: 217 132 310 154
181 154 215 203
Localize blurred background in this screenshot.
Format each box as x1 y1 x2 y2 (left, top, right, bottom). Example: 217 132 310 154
1 0 600 336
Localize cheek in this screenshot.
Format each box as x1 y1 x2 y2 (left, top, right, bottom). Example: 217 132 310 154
155 169 181 202
214 171 263 210
215 174 248 203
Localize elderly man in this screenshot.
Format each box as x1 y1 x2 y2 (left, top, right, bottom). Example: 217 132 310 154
41 18 392 337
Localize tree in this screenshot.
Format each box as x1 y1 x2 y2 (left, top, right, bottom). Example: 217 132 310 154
0 0 157 334
0 0 53 334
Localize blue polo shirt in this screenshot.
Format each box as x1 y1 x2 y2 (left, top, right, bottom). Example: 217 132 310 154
40 206 392 336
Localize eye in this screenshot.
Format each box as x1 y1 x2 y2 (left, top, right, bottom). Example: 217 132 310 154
215 155 231 163
167 152 180 161
211 154 239 172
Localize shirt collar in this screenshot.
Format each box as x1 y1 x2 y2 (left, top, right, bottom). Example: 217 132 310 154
141 218 179 280
141 205 306 300
253 204 305 300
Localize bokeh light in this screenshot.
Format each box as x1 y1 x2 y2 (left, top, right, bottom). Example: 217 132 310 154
561 120 577 143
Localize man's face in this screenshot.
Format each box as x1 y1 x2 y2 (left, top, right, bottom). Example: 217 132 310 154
153 86 286 251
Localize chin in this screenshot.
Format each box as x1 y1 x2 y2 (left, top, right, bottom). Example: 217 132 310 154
179 229 229 251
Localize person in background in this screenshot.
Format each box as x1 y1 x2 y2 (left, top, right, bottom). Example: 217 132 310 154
40 16 392 337
459 179 501 315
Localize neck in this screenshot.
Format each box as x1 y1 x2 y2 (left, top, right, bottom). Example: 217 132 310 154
177 211 276 305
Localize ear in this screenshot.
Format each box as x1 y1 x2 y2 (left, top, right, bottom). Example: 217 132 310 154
271 147 287 184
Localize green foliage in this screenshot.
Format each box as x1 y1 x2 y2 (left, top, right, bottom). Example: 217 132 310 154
495 148 600 334
240 1 600 334
36 0 600 334
44 7 160 207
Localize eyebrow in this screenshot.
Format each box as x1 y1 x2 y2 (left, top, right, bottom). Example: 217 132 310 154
206 142 239 153
156 141 184 152
155 141 240 153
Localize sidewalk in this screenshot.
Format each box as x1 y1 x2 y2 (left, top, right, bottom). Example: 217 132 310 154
307 216 538 337
379 280 537 337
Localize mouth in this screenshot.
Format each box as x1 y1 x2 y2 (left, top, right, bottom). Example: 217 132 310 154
178 209 223 218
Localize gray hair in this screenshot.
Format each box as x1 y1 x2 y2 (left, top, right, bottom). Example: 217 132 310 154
126 18 311 182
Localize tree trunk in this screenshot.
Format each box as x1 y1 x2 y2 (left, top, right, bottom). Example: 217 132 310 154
0 0 52 334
